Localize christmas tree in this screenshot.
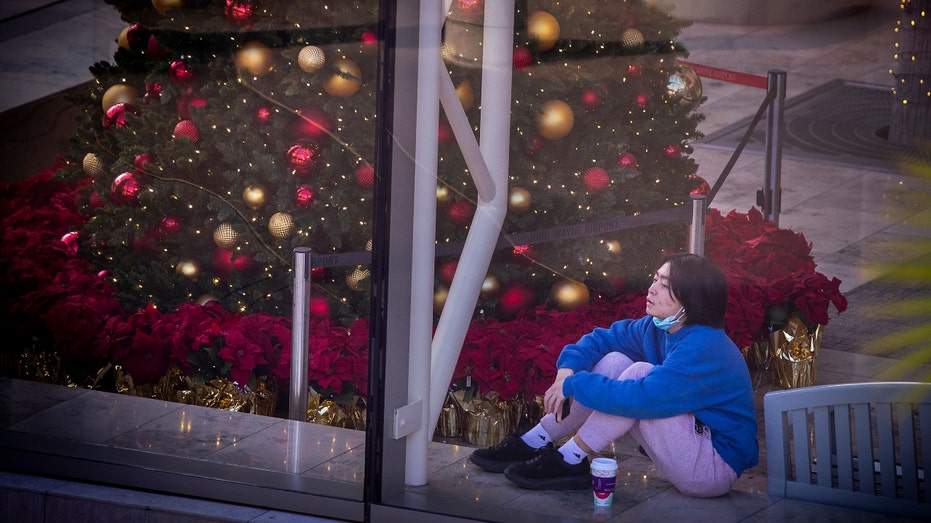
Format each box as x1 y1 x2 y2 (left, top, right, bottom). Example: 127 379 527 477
58 0 704 326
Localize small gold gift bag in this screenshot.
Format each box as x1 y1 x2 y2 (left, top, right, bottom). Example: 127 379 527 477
769 314 822 389
434 391 464 439
306 392 366 430
116 366 277 416
440 389 522 447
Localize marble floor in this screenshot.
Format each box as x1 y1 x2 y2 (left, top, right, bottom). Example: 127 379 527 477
2 1 931 522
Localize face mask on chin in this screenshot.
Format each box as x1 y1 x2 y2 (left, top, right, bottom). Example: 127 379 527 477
652 307 686 331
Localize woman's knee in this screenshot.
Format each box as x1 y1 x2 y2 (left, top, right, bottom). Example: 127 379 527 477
619 361 654 380
592 352 635 377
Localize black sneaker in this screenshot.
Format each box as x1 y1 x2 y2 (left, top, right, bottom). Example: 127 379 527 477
469 434 543 473
503 444 591 490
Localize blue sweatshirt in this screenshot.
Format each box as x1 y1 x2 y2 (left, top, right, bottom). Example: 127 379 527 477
558 315 759 476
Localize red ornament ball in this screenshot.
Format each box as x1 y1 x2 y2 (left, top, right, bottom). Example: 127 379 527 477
446 200 474 226
177 88 207 120
122 24 149 50
513 46 533 69
255 106 272 125
689 174 710 196
439 260 458 285
60 231 81 255
635 92 650 108
111 172 142 204
169 60 195 84
287 142 320 174
134 152 152 171
438 118 454 145
158 215 182 237
89 192 105 209
103 103 137 129
627 63 643 78
664 143 682 159
583 167 610 192
212 249 257 280
291 106 332 141
522 134 543 157
309 295 330 318
147 35 168 59
173 120 200 142
354 164 375 189
497 282 536 320
295 184 316 207
145 81 163 101
361 30 378 47
581 89 602 109
224 0 257 26
617 151 638 169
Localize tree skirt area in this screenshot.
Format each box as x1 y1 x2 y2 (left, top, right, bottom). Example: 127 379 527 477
1 165 848 427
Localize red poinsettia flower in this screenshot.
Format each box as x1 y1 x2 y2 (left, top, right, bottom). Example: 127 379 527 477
39 293 123 361
217 326 267 386
122 327 173 384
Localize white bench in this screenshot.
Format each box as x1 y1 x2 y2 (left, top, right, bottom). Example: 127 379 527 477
764 382 931 518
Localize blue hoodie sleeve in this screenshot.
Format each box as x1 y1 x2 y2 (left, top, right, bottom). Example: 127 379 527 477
556 316 654 372
560 325 749 419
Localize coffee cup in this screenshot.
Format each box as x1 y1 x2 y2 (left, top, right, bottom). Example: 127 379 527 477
590 457 618 507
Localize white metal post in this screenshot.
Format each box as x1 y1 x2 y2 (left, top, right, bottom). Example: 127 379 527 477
764 70 786 225
289 246 311 421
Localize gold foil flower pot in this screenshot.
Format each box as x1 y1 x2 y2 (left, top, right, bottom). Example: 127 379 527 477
770 314 822 389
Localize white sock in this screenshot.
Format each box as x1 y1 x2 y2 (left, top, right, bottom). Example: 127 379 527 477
558 438 586 465
520 424 552 449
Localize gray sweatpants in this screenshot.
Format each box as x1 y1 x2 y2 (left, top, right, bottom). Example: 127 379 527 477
539 352 738 497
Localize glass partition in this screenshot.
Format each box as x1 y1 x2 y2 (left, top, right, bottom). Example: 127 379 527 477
2 0 704 521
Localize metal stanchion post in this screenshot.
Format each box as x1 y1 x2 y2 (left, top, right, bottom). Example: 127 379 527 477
763 70 786 225
689 194 706 257
290 247 311 421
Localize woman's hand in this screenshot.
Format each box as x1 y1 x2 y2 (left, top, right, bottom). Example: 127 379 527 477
544 368 574 422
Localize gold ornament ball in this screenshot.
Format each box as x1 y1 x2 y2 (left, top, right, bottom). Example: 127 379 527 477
242 185 267 210
235 41 275 77
480 275 500 300
456 79 475 111
213 223 240 249
436 185 453 205
82 153 106 178
666 64 703 109
117 26 133 49
605 240 623 255
434 284 449 315
298 45 326 73
528 10 560 51
508 187 532 214
175 259 201 279
268 212 295 239
535 99 574 140
622 28 645 50
549 279 591 311
346 265 371 292
102 84 139 111
323 58 362 98
152 0 184 13
196 294 219 305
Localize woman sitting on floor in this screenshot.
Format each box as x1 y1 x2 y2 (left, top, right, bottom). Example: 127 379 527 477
470 253 759 497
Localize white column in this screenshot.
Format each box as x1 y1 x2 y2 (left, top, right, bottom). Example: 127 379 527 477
429 0 514 432
404 0 447 487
